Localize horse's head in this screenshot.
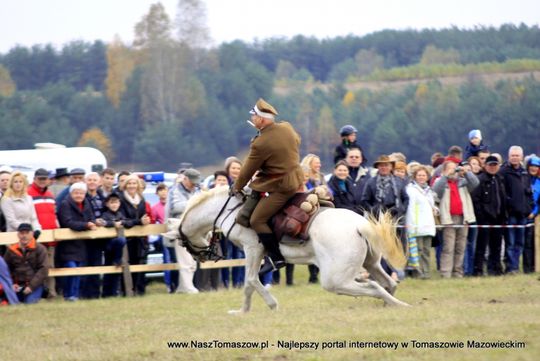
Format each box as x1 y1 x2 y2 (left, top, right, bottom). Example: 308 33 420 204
176 187 237 261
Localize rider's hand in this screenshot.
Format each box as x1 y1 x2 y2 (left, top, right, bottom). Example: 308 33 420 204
229 186 241 197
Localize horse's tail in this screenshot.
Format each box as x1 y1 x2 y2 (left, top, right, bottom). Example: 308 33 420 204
359 211 407 270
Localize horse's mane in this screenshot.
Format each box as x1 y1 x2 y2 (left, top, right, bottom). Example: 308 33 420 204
179 186 229 223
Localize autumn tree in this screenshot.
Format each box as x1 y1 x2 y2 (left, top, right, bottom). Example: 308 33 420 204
0 65 16 97
105 36 135 108
175 0 211 50
315 105 338 165
135 2 207 125
78 127 114 161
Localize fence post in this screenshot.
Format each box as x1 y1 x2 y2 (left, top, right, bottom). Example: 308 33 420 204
121 244 134 297
535 215 540 273
118 226 134 297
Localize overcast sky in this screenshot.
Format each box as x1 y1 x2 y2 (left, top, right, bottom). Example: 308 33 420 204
0 0 539 53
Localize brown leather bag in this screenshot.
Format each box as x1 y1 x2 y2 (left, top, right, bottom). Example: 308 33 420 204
274 204 309 239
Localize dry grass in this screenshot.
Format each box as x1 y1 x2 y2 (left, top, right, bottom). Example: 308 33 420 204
1 268 538 361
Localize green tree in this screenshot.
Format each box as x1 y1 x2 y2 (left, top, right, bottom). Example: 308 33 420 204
354 48 385 76
420 45 460 65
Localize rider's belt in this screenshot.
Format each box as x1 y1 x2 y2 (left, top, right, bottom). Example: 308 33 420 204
259 172 286 179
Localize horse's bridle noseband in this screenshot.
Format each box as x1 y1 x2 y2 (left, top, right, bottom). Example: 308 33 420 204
178 194 243 262
178 224 222 262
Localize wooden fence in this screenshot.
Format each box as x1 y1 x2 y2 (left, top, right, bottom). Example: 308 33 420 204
1 218 539 291
0 224 248 296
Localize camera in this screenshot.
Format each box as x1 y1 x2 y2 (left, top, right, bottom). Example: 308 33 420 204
455 166 463 172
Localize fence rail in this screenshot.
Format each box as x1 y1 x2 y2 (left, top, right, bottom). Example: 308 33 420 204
2 218 539 281
1 224 250 296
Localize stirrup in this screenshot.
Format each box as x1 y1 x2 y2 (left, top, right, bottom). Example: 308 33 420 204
259 256 285 276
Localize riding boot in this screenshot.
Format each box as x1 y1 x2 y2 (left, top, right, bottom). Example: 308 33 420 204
258 233 285 276
285 264 294 286
308 264 319 283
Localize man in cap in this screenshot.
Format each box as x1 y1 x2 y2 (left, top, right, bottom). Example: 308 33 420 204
471 155 507 276
232 98 304 274
3 223 49 304
55 168 86 208
27 168 59 298
165 168 202 293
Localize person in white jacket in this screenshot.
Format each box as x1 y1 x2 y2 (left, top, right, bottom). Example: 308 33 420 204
405 166 438 278
0 171 41 232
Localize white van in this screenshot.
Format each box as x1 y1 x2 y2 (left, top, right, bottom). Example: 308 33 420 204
0 143 107 176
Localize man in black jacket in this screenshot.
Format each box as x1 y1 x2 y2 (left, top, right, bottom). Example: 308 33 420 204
498 146 534 274
346 147 371 209
471 156 507 276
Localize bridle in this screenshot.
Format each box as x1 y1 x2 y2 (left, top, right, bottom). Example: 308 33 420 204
178 193 244 262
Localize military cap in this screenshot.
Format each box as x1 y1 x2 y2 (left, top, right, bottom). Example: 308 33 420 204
249 98 278 120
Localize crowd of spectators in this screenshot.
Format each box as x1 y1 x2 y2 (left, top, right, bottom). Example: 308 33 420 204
0 126 538 306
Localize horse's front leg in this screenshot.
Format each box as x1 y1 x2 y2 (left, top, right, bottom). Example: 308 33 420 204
228 244 278 314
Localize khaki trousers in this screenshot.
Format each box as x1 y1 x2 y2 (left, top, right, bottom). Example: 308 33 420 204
440 215 468 278
415 236 432 278
250 189 298 234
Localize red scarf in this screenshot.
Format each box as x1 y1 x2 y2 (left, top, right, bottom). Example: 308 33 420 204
448 179 463 216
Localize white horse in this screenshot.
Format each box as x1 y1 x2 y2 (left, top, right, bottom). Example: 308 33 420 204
173 187 410 313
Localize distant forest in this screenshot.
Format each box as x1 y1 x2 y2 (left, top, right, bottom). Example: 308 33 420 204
0 2 539 171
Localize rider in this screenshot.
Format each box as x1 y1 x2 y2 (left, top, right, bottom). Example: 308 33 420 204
232 98 304 275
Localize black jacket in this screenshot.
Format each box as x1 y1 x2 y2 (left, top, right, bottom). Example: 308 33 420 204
333 141 366 165
118 192 147 226
347 166 371 206
498 163 533 218
101 208 136 229
472 172 507 222
361 175 409 219
56 197 95 263
328 176 361 213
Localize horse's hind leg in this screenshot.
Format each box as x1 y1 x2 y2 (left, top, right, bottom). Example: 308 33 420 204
329 278 409 307
364 258 397 295
320 266 409 307
228 244 278 314
363 253 398 296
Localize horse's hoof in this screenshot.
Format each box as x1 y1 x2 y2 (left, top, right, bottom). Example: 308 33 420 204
227 309 245 315
384 300 411 307
268 303 279 311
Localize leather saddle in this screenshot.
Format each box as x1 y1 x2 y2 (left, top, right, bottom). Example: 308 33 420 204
271 192 323 244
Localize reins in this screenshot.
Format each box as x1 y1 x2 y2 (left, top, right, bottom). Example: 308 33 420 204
178 193 243 262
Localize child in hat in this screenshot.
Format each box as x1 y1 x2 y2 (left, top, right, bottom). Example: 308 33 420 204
464 129 489 160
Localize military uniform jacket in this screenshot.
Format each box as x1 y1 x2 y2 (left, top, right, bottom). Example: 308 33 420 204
235 121 304 194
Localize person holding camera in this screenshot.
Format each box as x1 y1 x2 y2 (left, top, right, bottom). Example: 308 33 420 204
3 223 49 304
432 161 479 278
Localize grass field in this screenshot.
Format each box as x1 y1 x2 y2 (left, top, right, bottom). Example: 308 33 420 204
1 269 538 361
